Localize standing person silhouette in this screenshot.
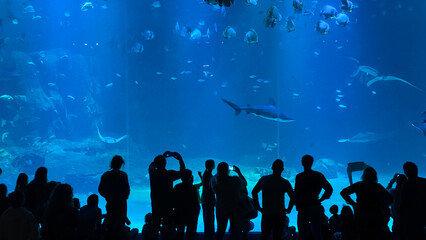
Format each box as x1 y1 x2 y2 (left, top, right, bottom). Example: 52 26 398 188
290 155 333 240
98 155 130 240
400 161 426 240
149 151 185 240
252 159 294 240
210 162 247 240
173 169 201 240
200 159 216 240
340 167 393 240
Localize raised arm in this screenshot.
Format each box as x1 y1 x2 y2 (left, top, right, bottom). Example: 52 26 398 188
233 165 247 185
174 152 186 171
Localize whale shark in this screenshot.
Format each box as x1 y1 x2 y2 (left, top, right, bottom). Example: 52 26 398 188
222 98 294 122
96 125 128 143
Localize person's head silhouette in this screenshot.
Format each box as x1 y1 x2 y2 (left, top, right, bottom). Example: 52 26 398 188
153 155 167 170
361 167 377 183
272 159 284 175
181 169 193 184
34 167 48 183
403 161 418 179
217 162 229 177
87 194 99 207
301 155 314 170
110 155 125 170
205 159 215 171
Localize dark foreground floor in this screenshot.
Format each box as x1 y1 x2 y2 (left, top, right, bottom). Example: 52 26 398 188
136 232 263 240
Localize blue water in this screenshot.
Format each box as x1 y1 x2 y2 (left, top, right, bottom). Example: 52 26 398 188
0 0 425 232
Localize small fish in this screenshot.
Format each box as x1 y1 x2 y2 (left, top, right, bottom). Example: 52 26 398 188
335 13 349 26
105 83 113 88
116 73 122 78
170 77 177 80
336 98 341 102
314 51 320 56
244 29 258 44
320 5 337 19
142 30 154 40
293 0 304 13
249 75 257 79
32 16 42 20
0 95 13 101
253 85 260 89
175 22 180 32
152 1 161 8
27 62 35 65
263 80 270 84
315 20 330 34
190 29 202 40
187 60 192 63
1 132 8 143
371 91 376 94
198 79 206 83
156 72 163 75
337 46 343 50
135 81 139 85
12 19 19 25
198 21 205 26
337 94 344 98
81 2 94 11
23 5 35 13
131 42 144 53
338 104 347 108
214 23 218 32
67 95 75 100
223 26 236 39
245 0 258 6
47 83 56 86
284 17 296 32
293 93 300 97
316 106 321 110
221 82 228 88
336 90 342 93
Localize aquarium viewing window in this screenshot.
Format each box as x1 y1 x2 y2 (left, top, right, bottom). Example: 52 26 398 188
0 0 424 232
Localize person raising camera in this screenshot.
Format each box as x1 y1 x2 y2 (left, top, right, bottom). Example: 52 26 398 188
148 151 186 240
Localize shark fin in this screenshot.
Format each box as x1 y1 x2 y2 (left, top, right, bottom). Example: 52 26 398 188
222 99 242 116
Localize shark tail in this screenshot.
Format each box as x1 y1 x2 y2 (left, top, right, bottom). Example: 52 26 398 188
222 99 242 116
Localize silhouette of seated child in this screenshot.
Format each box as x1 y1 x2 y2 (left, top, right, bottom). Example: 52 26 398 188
142 213 155 240
328 205 342 236
77 194 102 240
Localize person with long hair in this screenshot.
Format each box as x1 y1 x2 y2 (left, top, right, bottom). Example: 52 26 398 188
341 167 393 240
98 155 130 240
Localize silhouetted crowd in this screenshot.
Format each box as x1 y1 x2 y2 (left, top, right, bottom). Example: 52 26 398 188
0 153 425 240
